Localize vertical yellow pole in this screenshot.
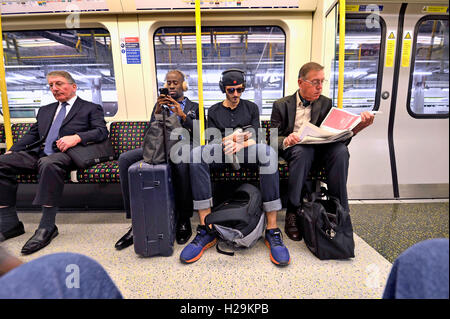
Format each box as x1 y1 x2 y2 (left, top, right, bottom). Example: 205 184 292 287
337 0 346 109
0 14 13 149
195 0 205 145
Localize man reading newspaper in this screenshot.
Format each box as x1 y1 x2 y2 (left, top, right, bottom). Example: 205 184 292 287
295 107 363 144
270 62 374 241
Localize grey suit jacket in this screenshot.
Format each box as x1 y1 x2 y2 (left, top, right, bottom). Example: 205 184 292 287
270 91 333 152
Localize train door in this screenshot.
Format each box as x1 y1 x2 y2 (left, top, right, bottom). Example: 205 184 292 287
393 4 448 198
326 2 448 199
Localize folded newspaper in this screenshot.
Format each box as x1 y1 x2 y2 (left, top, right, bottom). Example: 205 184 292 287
293 107 361 145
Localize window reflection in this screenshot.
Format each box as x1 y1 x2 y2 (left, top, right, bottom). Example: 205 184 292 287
154 26 286 115
1 29 117 118
409 18 449 116
330 17 383 114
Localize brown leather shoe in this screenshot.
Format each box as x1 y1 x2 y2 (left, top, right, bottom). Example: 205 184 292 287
284 211 302 241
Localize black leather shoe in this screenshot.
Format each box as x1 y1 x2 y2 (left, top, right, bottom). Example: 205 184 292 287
115 227 133 250
21 226 58 255
0 222 25 242
176 219 192 245
284 204 302 241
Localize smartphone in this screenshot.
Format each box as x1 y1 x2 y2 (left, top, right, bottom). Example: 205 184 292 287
159 88 169 96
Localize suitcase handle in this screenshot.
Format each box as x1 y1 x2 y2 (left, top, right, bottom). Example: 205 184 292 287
142 180 161 189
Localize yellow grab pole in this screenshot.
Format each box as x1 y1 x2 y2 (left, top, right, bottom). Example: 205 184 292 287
195 0 205 145
0 13 13 149
337 0 346 109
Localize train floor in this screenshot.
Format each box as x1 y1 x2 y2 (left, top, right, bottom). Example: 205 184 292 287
2 200 448 299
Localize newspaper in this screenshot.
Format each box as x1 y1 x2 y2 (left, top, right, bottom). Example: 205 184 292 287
291 107 361 145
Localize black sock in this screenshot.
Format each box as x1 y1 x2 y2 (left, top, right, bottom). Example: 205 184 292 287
38 206 58 231
0 206 20 232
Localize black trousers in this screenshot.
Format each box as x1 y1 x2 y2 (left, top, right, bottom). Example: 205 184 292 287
282 142 350 212
0 151 74 207
118 147 193 220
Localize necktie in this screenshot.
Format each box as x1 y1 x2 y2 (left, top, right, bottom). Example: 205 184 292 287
44 102 68 155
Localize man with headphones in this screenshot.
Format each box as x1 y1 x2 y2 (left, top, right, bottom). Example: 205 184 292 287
180 69 291 267
114 70 200 250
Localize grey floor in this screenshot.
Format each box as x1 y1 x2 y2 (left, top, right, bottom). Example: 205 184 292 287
2 200 448 299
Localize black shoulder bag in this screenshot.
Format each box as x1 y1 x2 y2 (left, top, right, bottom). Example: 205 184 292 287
298 187 355 260
66 139 115 169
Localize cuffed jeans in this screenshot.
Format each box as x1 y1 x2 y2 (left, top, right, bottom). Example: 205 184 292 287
190 143 282 213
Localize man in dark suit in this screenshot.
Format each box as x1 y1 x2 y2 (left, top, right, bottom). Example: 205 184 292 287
114 70 200 250
0 71 108 254
271 62 374 241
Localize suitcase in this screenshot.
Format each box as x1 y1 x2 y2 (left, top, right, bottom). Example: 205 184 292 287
128 160 176 257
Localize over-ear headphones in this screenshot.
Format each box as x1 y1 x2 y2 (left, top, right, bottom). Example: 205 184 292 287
219 69 246 93
164 70 188 91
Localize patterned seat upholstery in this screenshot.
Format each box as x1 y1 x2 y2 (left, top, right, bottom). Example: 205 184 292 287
76 160 120 183
76 121 148 183
109 121 148 157
11 123 39 183
7 120 326 184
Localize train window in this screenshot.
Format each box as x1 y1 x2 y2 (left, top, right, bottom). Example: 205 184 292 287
153 26 286 115
1 29 117 118
330 15 385 114
407 17 449 118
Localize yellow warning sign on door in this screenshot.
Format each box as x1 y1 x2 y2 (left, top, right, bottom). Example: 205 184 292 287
422 6 448 13
386 32 396 67
401 32 412 67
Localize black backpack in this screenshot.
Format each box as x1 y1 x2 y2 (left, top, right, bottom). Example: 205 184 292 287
204 183 265 255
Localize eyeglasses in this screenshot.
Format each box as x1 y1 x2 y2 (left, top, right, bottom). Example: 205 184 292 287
48 81 72 89
303 79 328 87
226 87 244 94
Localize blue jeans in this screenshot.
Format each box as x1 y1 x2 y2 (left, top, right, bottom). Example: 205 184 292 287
383 238 449 299
190 143 281 212
0 253 123 299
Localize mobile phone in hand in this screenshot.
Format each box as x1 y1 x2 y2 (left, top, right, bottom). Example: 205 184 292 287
159 88 169 96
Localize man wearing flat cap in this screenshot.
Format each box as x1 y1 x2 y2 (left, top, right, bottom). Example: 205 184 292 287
179 69 291 267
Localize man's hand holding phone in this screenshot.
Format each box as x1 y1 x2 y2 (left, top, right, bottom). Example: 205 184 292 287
156 88 186 121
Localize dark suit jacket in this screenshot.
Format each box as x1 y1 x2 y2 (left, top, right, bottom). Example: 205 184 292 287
148 97 202 144
270 91 334 152
10 97 108 153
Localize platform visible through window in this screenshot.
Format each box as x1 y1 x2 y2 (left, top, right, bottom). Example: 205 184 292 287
153 26 286 115
330 16 385 114
408 18 449 117
1 28 117 118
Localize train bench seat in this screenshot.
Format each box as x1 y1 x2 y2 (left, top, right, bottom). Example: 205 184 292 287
0 121 326 185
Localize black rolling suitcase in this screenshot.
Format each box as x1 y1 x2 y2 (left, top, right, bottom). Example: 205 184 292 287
128 109 179 257
128 161 176 257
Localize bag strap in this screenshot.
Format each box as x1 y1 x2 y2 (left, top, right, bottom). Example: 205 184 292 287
162 108 169 164
216 241 235 256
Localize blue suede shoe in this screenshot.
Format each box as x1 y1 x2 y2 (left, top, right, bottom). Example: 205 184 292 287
180 225 217 264
265 228 291 266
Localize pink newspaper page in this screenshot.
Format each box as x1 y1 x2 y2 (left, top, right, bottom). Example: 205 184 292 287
320 108 361 132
